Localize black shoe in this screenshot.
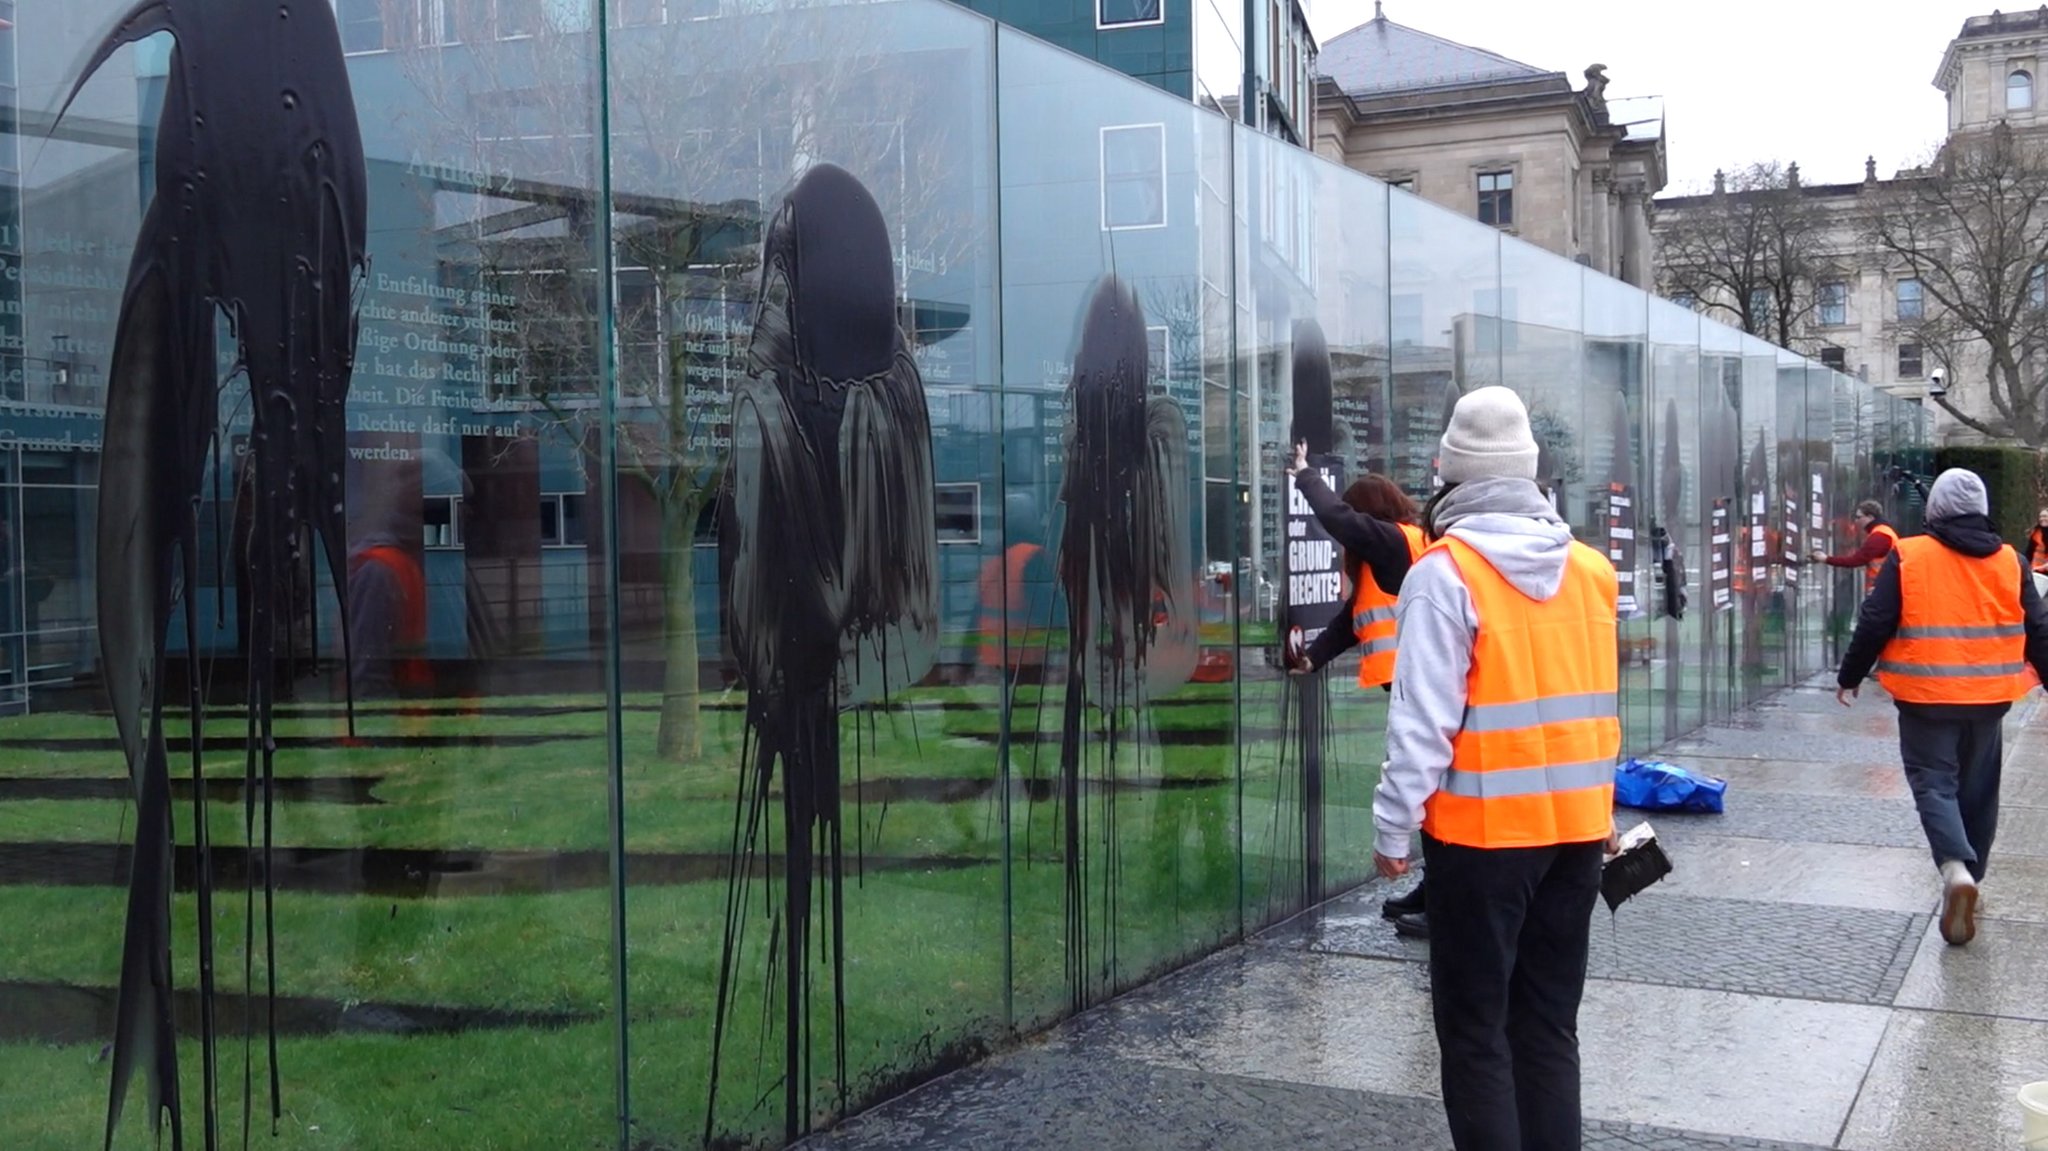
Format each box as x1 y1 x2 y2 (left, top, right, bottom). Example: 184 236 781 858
1392 911 1430 941
1381 883 1425 920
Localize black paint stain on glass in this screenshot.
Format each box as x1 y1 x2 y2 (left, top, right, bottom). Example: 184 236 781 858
1049 276 1196 1013
709 163 939 1144
55 2 368 1148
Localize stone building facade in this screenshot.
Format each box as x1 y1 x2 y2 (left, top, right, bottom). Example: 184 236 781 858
1309 4 1666 288
1654 9 2048 445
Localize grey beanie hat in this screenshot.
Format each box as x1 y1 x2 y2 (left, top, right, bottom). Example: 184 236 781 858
1439 385 1540 484
1925 467 1990 521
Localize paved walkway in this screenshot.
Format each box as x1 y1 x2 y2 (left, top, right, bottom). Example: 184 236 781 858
803 679 2048 1150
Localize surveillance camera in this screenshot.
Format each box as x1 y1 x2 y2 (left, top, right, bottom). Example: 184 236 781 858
1928 368 1947 398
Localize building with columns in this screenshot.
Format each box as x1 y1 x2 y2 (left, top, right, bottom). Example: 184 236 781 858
1653 8 2048 444
1309 4 1666 288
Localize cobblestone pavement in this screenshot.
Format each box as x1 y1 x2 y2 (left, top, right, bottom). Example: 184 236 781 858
801 681 2048 1150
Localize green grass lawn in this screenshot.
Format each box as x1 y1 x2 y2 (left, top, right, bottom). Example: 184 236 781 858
0 675 1390 1150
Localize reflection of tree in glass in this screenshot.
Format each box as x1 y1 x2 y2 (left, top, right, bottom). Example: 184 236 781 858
55 3 369 1148
392 5 974 762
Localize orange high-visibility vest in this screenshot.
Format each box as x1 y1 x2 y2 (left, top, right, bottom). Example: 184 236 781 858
1350 522 1429 689
1875 535 2033 705
1866 523 1901 594
977 542 1045 670
1421 536 1620 850
349 544 430 689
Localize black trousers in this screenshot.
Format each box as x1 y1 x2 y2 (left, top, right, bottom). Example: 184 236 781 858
1897 707 2005 882
1423 835 1604 1151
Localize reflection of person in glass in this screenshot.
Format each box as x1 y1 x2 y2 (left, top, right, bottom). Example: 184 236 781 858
1373 386 1620 1151
1283 445 1432 936
347 468 430 698
1809 498 1899 597
977 490 1053 680
2027 508 2048 573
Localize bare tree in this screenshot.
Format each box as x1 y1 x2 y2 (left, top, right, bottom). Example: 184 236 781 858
1658 162 1828 349
1868 123 2048 444
386 2 978 757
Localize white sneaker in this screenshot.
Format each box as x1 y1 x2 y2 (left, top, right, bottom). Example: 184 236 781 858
1939 861 1979 946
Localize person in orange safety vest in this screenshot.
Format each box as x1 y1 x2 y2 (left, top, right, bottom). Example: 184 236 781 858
1812 498 1899 596
1836 469 2048 946
1282 452 1432 937
1372 386 1620 1151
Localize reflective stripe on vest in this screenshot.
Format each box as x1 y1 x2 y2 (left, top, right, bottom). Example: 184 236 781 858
1874 535 2032 705
1421 536 1620 850
1351 523 1428 689
1866 523 1900 594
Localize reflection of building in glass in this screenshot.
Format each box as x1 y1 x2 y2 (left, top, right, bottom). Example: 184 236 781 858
948 0 1318 145
1313 7 1667 289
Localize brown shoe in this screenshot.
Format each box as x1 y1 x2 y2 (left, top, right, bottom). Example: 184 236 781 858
1941 871 1979 946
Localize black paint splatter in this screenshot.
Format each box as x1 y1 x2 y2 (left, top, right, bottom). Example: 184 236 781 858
1052 276 1196 1013
56 3 368 1148
710 163 939 1144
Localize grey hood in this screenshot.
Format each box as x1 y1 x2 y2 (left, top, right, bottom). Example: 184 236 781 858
1431 476 1576 602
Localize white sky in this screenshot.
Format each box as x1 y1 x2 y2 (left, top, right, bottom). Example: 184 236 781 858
1306 0 1997 193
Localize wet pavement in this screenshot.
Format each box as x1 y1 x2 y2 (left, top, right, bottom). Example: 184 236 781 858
802 678 2048 1150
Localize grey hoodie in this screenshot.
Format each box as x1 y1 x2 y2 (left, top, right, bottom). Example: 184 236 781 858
1373 476 1588 859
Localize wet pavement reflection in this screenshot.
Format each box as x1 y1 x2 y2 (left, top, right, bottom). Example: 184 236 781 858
804 678 2048 1151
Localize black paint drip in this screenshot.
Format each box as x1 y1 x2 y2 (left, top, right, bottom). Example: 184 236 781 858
709 163 939 1144
1052 276 1197 1014
56 3 368 1149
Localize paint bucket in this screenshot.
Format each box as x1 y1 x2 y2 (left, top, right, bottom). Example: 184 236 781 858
2020 1081 2048 1149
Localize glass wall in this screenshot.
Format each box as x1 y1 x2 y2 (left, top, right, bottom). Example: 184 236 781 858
0 2 1924 1149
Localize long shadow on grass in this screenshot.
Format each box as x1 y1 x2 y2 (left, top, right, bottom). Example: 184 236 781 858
0 734 578 752
0 776 384 805
0 980 596 1046
0 842 990 896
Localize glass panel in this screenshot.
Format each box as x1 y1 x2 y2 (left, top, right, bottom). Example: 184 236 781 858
1235 125 1391 909
1698 318 1745 722
1389 189 1500 493
996 25 1235 1032
5 4 621 1148
1582 275 1650 752
1740 334 1784 704
605 2 1003 1145
1649 298 1704 738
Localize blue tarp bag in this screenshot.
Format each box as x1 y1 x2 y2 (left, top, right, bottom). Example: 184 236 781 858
1613 758 1726 814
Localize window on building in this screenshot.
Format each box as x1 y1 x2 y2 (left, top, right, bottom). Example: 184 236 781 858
1820 346 1846 371
1477 170 1514 227
1101 123 1167 230
1671 291 1699 312
497 0 542 36
614 0 666 25
1146 325 1170 386
1896 277 1923 320
2031 264 2047 309
1898 342 1924 379
934 484 980 544
338 0 389 51
2012 69 2035 111
1749 286 1773 322
424 496 463 549
1098 0 1163 27
1819 280 1847 326
539 493 588 548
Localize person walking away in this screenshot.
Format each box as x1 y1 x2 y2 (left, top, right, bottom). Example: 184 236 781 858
2027 508 2048 574
1811 499 1900 597
1284 448 1432 936
1837 469 2048 945
1374 385 1620 1151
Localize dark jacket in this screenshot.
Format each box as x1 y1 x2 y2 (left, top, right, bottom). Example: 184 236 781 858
1837 512 2048 720
1290 469 1421 673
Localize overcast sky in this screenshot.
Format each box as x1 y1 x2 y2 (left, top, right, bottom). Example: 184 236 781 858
1307 0 1998 193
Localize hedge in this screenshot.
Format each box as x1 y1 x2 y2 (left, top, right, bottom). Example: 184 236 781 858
1934 444 2047 545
